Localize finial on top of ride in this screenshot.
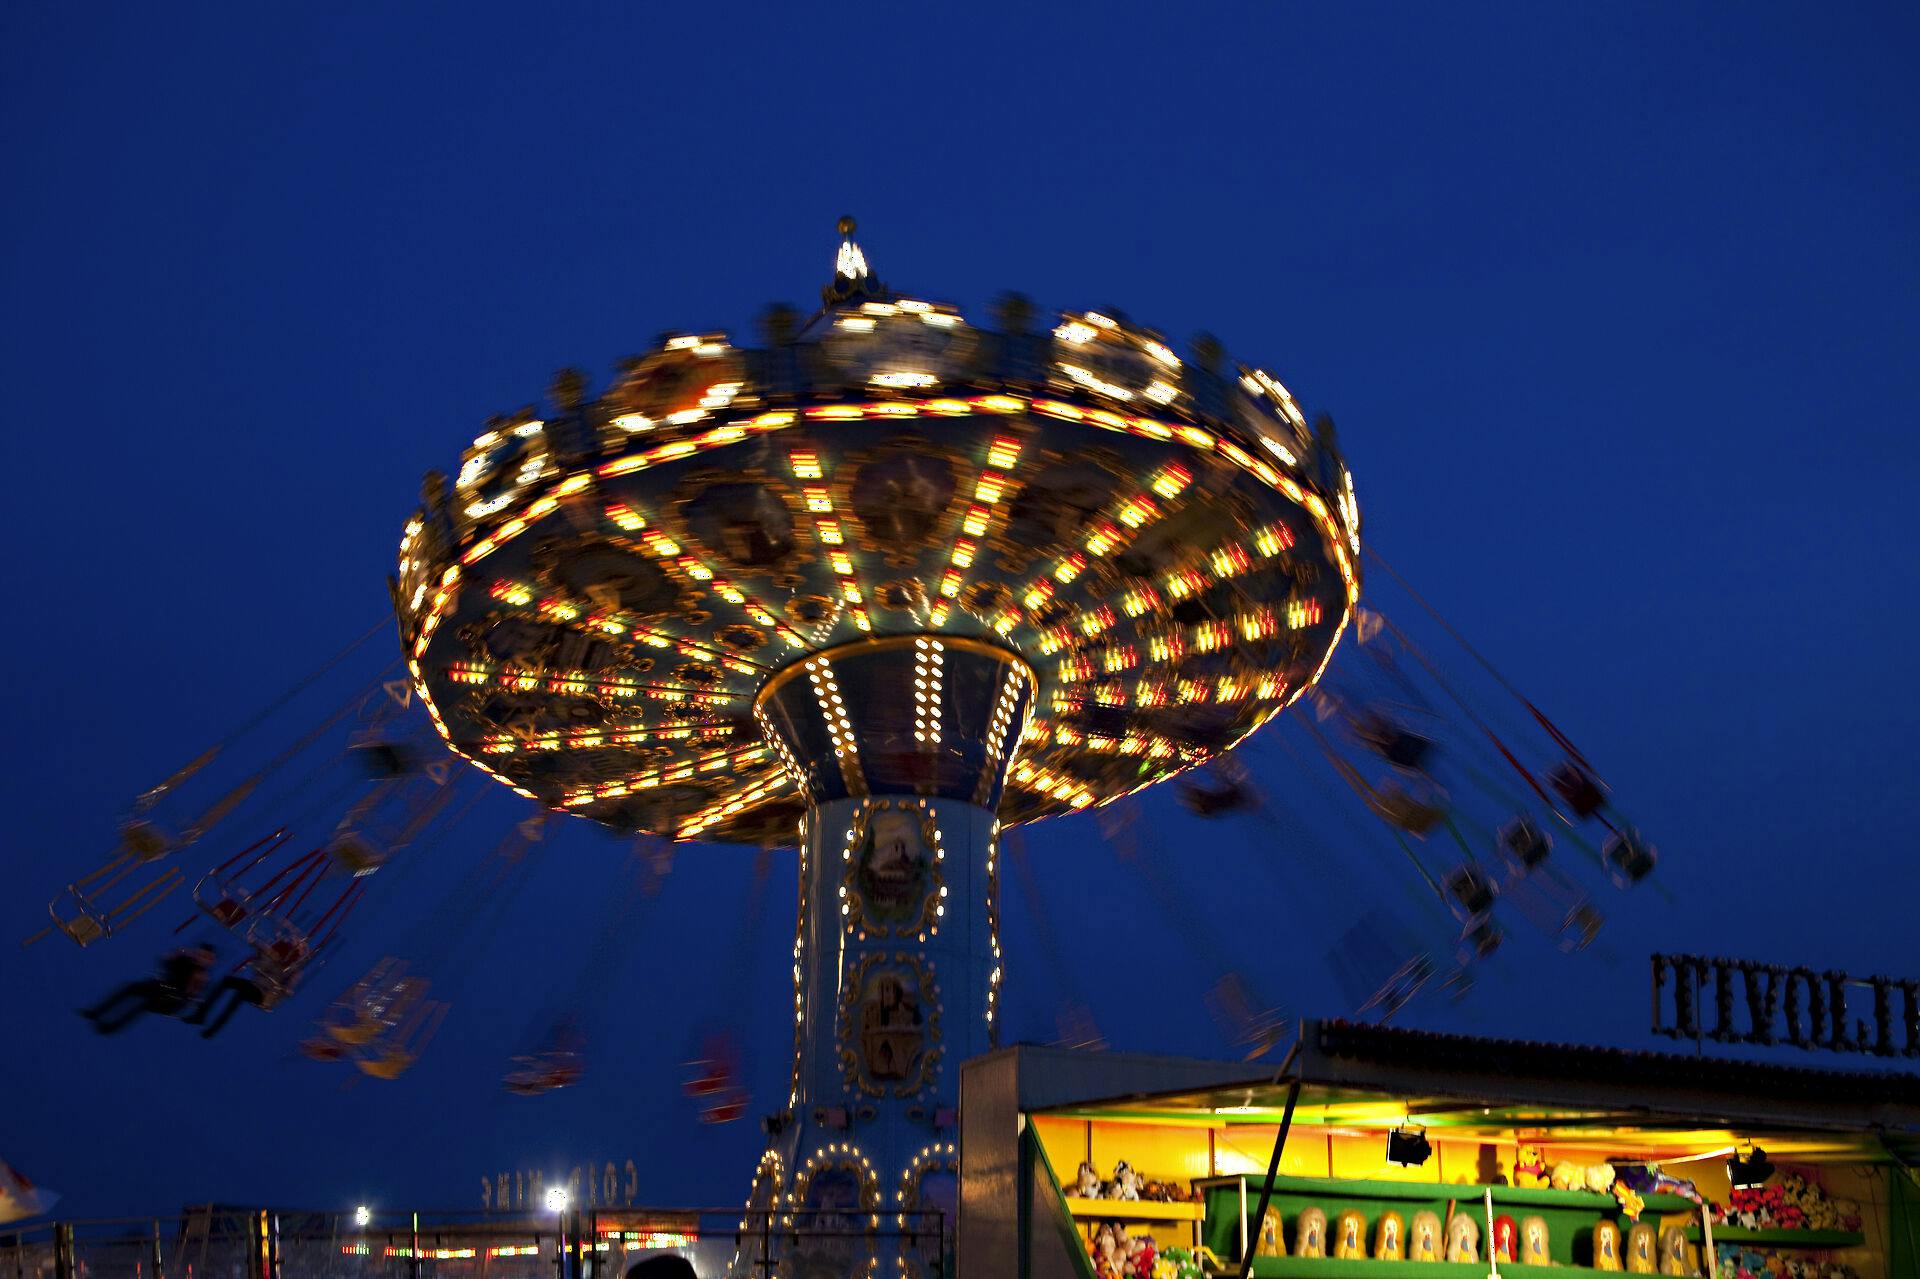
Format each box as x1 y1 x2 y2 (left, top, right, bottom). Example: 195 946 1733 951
394 219 1362 844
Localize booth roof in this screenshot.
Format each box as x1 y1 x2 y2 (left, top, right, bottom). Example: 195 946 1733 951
978 1021 1920 1156
1310 1019 1920 1115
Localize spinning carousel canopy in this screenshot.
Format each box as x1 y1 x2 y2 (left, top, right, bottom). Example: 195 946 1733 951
395 224 1361 843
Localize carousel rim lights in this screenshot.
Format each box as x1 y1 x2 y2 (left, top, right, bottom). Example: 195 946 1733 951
397 218 1358 847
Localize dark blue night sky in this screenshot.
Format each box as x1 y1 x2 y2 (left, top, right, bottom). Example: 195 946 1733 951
4 3 1916 1217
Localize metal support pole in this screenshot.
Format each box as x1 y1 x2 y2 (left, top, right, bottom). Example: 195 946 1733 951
410 1212 421 1279
1236 1074 1302 1279
52 1224 74 1279
151 1220 165 1279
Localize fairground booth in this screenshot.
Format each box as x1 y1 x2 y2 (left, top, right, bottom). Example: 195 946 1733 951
958 1020 1920 1279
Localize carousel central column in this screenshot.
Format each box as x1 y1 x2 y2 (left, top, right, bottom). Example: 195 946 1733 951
751 635 1034 1249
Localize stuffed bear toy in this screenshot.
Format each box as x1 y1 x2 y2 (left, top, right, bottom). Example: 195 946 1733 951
1551 1160 1618 1194
1089 1223 1126 1279
1125 1232 1156 1279
1074 1161 1103 1199
1513 1145 1549 1189
1106 1160 1142 1201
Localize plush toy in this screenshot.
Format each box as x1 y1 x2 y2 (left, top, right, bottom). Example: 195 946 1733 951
1107 1161 1142 1201
1615 1163 1704 1210
1150 1245 1220 1279
1293 1207 1327 1258
1513 1145 1549 1190
1445 1214 1480 1264
1090 1223 1126 1279
1626 1222 1657 1273
1333 1210 1367 1259
1657 1227 1691 1276
1614 1184 1647 1221
1519 1216 1550 1266
1551 1160 1619 1195
1374 1210 1405 1260
1491 1215 1518 1263
1126 1232 1157 1279
1409 1211 1442 1262
1593 1221 1623 1271
1257 1207 1285 1257
1074 1161 1103 1199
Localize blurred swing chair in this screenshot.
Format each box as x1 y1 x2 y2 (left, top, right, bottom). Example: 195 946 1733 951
354 997 451 1080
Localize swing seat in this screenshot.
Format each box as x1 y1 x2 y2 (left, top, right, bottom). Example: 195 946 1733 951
244 914 309 965
194 873 253 928
119 819 177 863
1458 919 1503 961
1443 866 1497 921
40 862 184 949
1372 788 1445 836
1558 903 1604 951
49 902 107 947
1360 954 1436 1019
1548 763 1606 818
1497 817 1552 871
356 1051 415 1080
298 1035 349 1062
1602 832 1656 887
326 832 387 877
327 1015 385 1046
1236 1012 1290 1061
683 1064 730 1097
1353 716 1434 772
259 935 308 970
1176 779 1250 818
504 1053 584 1096
348 736 421 779
700 1088 748 1124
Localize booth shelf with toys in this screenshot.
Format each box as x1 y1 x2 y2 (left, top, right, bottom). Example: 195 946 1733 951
955 1023 1920 1279
1197 1172 1700 1271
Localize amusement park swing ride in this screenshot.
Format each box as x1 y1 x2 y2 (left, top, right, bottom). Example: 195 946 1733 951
29 219 1664 1237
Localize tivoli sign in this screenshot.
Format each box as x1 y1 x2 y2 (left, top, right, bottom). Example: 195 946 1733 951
1650 953 1920 1057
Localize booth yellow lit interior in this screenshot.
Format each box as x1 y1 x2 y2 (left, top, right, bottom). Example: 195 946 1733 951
957 1021 1920 1279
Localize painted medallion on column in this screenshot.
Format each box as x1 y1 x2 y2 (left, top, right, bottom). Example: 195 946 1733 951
839 952 941 1097
842 800 943 940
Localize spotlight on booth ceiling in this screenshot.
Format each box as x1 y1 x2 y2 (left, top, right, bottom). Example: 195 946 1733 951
1386 1127 1432 1167
1729 1145 1774 1190
353 1206 371 1229
544 1186 571 1213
